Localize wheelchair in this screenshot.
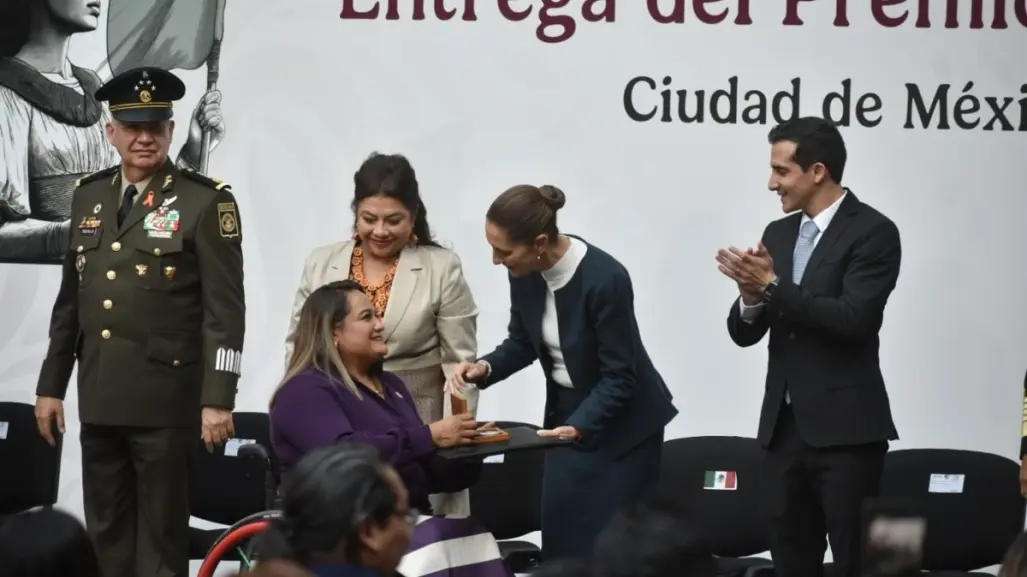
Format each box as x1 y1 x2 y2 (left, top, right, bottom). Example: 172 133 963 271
194 439 281 577
197 508 282 577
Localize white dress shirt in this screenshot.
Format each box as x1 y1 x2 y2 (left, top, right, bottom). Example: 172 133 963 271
540 237 588 388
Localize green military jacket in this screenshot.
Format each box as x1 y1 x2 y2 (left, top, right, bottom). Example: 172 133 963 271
36 159 245 428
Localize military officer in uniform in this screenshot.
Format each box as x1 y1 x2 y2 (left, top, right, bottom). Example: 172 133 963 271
33 66 245 577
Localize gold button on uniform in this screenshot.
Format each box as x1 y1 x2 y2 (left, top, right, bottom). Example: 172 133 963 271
77 246 84 253
153 248 161 256
106 270 116 280
111 242 121 251
101 329 111 339
103 299 113 310
173 360 181 367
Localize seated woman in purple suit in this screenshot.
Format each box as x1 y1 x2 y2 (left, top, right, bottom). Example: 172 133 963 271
270 280 512 577
270 279 483 508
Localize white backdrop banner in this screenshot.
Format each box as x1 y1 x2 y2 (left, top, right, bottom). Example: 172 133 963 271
0 0 1024 568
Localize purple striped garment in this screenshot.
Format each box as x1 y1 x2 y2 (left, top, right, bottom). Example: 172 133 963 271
398 515 514 577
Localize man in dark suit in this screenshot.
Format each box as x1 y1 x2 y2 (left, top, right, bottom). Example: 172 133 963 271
33 67 245 577
715 117 901 577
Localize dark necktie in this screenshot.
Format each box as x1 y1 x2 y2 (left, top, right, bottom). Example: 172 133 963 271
118 184 138 227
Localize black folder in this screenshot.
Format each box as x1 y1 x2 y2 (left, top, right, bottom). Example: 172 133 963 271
436 426 572 460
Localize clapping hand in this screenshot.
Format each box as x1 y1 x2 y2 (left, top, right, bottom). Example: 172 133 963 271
716 243 776 300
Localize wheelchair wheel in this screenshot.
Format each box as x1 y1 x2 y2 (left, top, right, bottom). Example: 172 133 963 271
198 510 282 577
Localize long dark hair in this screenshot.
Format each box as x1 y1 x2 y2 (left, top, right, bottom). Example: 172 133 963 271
352 152 440 248
0 508 102 577
254 444 398 565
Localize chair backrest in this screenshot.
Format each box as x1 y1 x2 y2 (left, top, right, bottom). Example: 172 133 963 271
468 421 543 540
657 436 770 557
190 411 279 525
0 402 63 514
879 448 1025 571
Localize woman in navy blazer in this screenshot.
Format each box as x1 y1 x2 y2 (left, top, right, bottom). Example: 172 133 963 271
448 184 678 560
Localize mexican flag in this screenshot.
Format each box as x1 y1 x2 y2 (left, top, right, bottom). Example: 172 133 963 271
703 470 738 490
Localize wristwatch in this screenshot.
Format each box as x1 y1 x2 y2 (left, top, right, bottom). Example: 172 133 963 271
762 277 780 303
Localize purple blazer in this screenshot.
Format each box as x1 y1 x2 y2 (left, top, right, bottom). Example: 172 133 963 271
269 368 481 510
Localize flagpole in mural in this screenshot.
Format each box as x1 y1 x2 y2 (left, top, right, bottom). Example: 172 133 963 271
199 1 226 173
106 0 228 175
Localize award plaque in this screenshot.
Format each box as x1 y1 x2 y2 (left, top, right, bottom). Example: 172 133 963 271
438 394 572 460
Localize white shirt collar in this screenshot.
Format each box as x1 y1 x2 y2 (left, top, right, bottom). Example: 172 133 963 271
800 189 847 233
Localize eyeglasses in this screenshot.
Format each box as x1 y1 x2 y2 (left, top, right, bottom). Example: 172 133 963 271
396 508 420 526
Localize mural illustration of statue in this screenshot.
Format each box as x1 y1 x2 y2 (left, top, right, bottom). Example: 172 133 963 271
0 0 226 264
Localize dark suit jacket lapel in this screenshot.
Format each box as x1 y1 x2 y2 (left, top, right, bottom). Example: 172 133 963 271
775 213 801 283
521 274 547 350
801 190 859 286
116 160 177 239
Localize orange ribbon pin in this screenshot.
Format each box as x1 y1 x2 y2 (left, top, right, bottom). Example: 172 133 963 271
142 190 155 207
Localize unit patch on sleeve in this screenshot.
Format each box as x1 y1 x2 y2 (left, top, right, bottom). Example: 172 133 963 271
217 202 239 239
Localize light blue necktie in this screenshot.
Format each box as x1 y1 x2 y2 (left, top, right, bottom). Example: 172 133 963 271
784 219 819 405
792 220 820 284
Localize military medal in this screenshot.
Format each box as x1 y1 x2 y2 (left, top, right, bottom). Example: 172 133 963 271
75 254 86 273
136 264 148 276
164 266 176 280
143 207 180 239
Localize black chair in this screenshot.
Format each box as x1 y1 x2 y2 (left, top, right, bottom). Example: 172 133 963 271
468 420 545 573
657 436 773 577
0 401 63 516
188 411 279 561
875 448 1025 576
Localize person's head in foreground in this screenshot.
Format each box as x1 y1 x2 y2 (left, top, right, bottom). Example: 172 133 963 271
1000 530 1027 577
592 497 716 577
767 116 847 216
278 280 389 400
256 443 415 576
0 508 101 577
485 183 570 277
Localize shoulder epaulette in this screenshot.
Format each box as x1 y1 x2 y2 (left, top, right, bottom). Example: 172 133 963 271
75 166 119 188
181 168 232 192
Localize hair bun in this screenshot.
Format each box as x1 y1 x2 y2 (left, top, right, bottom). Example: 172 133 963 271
538 185 566 211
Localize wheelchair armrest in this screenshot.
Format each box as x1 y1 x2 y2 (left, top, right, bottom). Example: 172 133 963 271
236 443 279 510
238 443 269 462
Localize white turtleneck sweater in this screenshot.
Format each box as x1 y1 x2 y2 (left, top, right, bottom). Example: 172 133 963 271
540 238 588 388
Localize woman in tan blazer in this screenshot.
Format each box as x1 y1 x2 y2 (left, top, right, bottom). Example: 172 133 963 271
284 153 479 513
